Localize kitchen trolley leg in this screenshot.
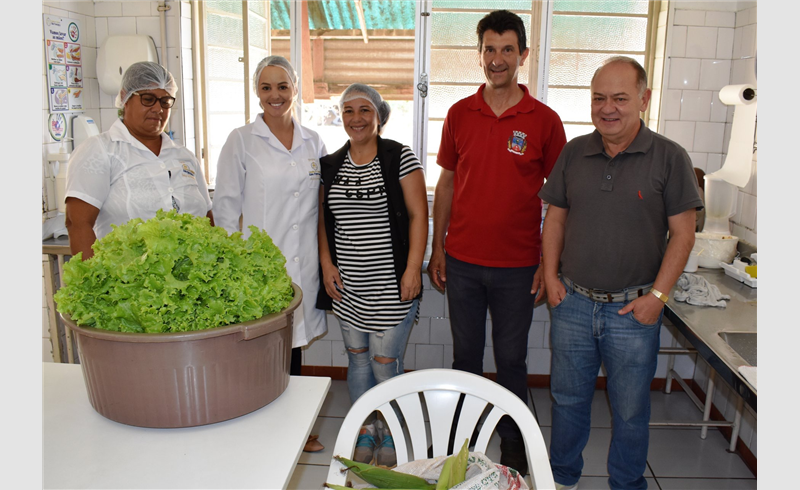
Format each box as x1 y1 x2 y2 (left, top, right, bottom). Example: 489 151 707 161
701 370 716 440
729 397 744 452
664 336 678 394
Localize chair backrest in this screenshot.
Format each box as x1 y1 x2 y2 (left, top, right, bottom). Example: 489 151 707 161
326 369 555 490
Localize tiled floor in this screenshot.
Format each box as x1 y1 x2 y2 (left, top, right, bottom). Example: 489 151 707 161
288 380 756 490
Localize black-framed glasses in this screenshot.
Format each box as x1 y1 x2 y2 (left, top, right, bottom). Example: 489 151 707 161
132 92 176 109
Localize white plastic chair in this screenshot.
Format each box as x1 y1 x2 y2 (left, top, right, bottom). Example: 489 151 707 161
326 368 555 490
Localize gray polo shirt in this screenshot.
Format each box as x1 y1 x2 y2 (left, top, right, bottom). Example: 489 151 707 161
539 121 703 291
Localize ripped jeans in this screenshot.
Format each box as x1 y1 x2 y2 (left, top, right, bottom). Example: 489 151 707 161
339 299 419 403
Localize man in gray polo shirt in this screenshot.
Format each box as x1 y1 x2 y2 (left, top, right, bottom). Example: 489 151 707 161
538 56 703 490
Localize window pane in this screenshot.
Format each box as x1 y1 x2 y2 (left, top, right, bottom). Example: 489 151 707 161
431 12 531 47
249 12 267 50
430 49 530 85
206 13 244 49
249 1 266 17
426 154 442 188
431 50 479 84
433 0 534 9
428 84 481 119
427 120 444 156
206 113 248 186
249 48 269 119
563 123 595 141
550 15 647 51
207 1 242 16
546 1 651 142
207 80 246 113
207 47 244 81
548 52 645 86
207 114 246 147
554 0 648 14
547 88 592 123
249 49 268 70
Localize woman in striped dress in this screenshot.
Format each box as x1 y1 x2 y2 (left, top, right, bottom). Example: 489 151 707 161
317 83 428 465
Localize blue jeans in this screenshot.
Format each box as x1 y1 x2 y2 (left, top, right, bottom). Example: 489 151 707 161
549 277 661 490
445 254 537 441
339 299 419 403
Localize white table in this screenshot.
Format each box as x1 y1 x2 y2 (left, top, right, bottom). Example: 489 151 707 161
43 363 331 489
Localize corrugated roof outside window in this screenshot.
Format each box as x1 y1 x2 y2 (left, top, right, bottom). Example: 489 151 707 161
269 0 416 31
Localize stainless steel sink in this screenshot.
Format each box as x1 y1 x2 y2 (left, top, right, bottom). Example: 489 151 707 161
719 332 757 367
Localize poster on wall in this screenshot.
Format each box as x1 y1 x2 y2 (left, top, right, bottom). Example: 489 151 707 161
44 14 84 113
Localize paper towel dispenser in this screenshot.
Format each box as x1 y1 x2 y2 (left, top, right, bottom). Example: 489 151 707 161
97 35 158 96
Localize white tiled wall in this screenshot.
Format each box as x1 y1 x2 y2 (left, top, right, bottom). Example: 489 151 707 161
662 2 757 246
41 1 190 361
658 1 757 455
42 1 99 361
93 1 185 143
305 271 699 383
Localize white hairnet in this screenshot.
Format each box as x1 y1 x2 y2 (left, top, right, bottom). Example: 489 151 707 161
339 83 391 129
115 61 178 108
253 56 298 95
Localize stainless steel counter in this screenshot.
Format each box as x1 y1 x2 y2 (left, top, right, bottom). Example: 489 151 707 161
43 235 71 255
665 268 757 411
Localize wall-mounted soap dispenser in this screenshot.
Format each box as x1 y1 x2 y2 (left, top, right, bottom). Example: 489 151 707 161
96 35 158 96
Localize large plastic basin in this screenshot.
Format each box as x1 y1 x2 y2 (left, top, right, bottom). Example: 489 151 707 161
60 283 301 428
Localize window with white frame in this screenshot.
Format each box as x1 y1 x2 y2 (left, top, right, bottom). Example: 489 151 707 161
194 0 660 190
541 1 655 142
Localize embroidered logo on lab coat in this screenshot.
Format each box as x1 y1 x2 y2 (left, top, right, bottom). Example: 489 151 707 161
507 130 528 155
181 162 195 178
308 159 321 179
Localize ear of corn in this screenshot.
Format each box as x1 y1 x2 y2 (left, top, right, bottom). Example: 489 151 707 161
334 455 435 489
434 456 454 490
325 485 425 490
449 439 470 486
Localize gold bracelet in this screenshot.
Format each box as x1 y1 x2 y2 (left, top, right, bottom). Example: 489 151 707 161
650 287 668 303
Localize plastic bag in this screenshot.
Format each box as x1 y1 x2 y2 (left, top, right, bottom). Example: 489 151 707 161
353 452 529 490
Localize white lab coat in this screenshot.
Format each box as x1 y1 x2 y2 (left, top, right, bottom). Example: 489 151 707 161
65 119 212 239
214 115 328 348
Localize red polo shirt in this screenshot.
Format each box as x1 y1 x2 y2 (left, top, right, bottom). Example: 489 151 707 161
437 84 566 267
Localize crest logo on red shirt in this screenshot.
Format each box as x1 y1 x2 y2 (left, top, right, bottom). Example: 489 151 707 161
508 130 528 155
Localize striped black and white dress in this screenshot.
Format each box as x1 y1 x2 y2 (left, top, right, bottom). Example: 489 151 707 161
327 146 423 333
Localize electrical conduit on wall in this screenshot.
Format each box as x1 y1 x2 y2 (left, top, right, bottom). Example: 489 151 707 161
159 1 170 135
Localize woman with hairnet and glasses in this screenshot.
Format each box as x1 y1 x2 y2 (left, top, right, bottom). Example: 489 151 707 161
64 61 213 259
316 83 428 466
212 56 328 453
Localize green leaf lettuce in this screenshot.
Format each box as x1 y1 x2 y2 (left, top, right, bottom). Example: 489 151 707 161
54 209 294 333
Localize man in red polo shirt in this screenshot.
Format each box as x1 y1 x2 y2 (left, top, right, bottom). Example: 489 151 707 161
427 9 566 476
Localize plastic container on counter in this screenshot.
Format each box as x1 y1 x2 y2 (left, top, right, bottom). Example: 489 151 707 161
60 283 302 428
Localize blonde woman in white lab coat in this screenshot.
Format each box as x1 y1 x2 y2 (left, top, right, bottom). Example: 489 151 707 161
213 57 327 451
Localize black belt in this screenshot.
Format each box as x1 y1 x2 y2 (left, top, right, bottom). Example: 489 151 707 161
564 276 652 303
